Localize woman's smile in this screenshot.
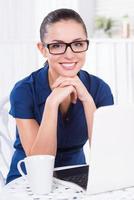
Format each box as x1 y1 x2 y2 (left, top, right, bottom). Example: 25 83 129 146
59 62 77 70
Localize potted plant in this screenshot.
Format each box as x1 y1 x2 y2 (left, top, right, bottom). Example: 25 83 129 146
95 16 114 37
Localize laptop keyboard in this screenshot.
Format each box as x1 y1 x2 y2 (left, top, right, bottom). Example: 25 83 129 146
54 165 89 190
87 187 134 200
60 173 88 190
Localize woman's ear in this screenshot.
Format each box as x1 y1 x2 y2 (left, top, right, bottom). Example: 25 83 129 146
37 42 48 57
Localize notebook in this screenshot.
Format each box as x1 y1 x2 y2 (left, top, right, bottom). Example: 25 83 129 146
54 104 134 196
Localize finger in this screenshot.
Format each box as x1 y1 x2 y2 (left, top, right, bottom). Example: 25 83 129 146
58 80 75 88
52 77 65 89
70 87 78 104
57 81 78 103
73 89 78 103
74 91 78 103
52 77 76 89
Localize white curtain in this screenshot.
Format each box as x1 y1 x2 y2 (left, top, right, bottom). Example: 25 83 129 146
83 39 134 104
0 0 80 99
96 0 134 17
0 0 134 104
0 0 38 98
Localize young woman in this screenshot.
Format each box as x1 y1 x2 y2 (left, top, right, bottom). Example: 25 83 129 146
6 8 114 183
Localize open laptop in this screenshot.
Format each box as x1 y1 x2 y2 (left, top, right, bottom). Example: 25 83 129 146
54 104 134 196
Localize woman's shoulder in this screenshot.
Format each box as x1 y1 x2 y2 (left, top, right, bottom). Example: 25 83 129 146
9 67 47 118
10 66 47 101
14 67 45 88
12 66 47 92
79 69 109 88
79 69 114 106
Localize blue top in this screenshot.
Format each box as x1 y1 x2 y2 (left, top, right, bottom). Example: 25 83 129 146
6 64 114 183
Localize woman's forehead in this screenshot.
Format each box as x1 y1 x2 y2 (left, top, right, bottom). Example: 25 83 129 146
44 20 86 42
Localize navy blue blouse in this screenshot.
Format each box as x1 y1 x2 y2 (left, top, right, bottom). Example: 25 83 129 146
6 64 114 183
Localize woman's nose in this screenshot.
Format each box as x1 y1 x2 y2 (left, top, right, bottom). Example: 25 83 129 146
63 46 75 59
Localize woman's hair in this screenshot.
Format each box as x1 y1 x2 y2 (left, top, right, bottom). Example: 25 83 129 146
40 8 88 42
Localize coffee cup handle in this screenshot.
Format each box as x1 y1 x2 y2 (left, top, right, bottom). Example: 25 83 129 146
17 160 27 179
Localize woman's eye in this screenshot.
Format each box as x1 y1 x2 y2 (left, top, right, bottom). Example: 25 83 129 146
74 42 84 47
51 43 63 49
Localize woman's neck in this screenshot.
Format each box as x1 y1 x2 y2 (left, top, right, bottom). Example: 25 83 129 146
48 68 58 90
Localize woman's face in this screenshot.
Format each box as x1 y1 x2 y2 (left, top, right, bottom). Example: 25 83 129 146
43 20 87 79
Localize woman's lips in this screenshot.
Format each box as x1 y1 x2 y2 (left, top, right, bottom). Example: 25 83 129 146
60 62 77 70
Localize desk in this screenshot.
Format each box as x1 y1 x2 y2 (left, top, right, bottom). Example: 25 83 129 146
1 164 134 200
1 176 134 200
0 176 86 200
0 165 87 200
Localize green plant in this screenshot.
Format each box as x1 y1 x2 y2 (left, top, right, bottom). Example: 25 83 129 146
95 16 114 33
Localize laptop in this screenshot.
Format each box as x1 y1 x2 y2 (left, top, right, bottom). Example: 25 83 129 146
54 104 134 196
54 164 89 189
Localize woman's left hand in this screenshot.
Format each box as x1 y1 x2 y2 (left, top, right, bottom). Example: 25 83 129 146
52 76 92 103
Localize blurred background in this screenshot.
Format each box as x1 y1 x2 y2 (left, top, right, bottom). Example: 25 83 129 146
0 0 134 104
0 0 134 178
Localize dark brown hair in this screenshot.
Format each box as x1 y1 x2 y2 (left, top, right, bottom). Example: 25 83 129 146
40 8 88 42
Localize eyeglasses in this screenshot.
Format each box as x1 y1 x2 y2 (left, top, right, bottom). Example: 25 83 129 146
43 40 89 55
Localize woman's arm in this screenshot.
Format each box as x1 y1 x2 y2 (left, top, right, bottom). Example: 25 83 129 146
16 85 77 156
16 99 58 156
52 76 96 144
82 95 96 144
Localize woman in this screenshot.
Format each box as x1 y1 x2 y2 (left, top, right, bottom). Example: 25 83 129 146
6 8 114 183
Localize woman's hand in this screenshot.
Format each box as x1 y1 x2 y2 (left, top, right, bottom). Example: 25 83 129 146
51 75 96 145
52 75 92 103
47 85 77 107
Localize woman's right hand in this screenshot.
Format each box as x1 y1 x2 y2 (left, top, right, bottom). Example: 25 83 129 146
47 85 77 107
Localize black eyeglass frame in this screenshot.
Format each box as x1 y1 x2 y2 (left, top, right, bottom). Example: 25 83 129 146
43 39 89 55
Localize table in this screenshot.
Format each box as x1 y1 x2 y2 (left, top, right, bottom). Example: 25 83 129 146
1 163 134 200
0 176 86 200
0 164 88 200
1 177 134 200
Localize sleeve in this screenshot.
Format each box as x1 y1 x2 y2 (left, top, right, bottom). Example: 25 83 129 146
95 80 114 108
9 82 35 119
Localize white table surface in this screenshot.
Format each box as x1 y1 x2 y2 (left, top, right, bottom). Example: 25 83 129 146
1 164 134 200
0 176 86 200
1 176 134 200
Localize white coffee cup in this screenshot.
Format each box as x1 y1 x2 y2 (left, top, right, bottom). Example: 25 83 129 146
17 155 55 195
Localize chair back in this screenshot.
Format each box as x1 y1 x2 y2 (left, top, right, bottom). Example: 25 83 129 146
0 96 15 186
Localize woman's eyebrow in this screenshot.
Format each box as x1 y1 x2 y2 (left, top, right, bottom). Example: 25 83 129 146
51 38 85 43
73 38 85 41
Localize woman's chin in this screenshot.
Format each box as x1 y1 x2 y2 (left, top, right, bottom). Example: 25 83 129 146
60 67 80 77
60 70 78 77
